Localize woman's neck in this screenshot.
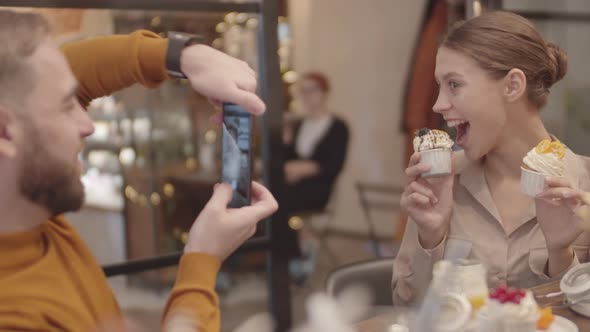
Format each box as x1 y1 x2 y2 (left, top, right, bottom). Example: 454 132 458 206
306 106 329 119
483 105 551 180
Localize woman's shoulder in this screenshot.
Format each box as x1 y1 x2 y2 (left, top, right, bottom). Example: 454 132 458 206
568 150 590 190
329 115 349 133
576 153 590 168
331 115 347 125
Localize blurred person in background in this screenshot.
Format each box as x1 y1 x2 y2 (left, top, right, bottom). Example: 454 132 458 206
282 72 349 282
0 9 276 332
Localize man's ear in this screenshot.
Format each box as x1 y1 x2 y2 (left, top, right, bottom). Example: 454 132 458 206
503 68 527 103
0 105 17 158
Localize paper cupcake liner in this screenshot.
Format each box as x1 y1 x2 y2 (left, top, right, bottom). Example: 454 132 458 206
420 149 452 177
434 293 472 332
520 167 546 197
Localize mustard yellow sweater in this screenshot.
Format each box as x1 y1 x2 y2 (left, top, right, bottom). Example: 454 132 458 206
0 31 220 332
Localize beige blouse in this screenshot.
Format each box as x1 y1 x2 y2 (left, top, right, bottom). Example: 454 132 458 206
391 149 590 306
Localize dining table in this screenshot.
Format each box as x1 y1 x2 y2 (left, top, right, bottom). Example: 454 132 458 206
355 280 590 332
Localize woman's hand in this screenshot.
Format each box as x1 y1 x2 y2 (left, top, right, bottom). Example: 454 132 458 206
400 152 454 249
282 113 297 145
536 177 586 250
284 160 320 184
283 124 295 145
535 177 588 276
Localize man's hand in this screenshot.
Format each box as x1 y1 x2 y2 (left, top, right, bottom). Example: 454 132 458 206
180 44 265 115
184 182 278 261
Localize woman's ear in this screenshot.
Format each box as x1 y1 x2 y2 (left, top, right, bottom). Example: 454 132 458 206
0 106 17 158
503 68 527 103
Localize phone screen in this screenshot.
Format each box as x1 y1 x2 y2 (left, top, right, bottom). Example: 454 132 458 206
221 103 252 208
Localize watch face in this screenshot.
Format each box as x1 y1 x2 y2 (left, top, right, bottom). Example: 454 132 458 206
169 32 203 46
186 36 204 46
168 31 191 41
167 69 185 78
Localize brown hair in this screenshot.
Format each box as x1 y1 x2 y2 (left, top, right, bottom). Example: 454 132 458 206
301 71 330 93
442 11 567 108
0 10 49 107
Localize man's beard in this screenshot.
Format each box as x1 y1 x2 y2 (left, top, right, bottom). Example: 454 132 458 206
19 133 85 217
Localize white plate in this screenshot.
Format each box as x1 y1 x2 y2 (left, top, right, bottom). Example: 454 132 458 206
540 316 579 332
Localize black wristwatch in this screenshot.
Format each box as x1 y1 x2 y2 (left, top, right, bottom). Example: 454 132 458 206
166 31 203 78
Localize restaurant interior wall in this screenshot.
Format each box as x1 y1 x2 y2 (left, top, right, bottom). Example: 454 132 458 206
288 0 427 238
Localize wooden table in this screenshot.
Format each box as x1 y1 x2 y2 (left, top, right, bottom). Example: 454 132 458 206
355 281 590 332
531 281 590 330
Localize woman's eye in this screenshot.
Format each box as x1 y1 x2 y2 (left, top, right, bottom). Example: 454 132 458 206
449 81 460 89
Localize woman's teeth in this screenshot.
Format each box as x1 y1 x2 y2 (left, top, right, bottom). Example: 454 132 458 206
447 119 468 128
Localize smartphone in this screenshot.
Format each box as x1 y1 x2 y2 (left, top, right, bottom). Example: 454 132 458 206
221 103 253 208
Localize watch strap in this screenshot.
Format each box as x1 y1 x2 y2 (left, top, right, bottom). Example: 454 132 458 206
166 31 202 78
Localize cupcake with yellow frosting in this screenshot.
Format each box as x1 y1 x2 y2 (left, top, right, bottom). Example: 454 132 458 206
414 128 454 177
520 139 566 196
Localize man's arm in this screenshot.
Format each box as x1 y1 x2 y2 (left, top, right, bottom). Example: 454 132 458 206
161 183 277 332
61 30 168 108
60 31 273 331
161 253 221 332
61 29 264 115
0 310 52 332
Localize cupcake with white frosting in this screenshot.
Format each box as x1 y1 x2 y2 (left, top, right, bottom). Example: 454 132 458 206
413 128 454 177
477 286 540 332
520 139 566 196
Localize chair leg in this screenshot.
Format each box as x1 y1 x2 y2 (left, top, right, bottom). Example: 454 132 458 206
304 212 340 267
318 212 341 265
370 238 382 258
363 213 383 258
317 231 339 266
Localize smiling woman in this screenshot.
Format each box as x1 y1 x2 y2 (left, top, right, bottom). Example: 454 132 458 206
433 11 568 160
393 11 590 307
433 13 566 160
443 12 566 109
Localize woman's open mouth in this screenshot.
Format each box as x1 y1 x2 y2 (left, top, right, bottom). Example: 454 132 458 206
447 119 471 147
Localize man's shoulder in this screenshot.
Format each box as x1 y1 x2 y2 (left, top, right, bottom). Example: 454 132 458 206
45 215 87 247
46 215 76 234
